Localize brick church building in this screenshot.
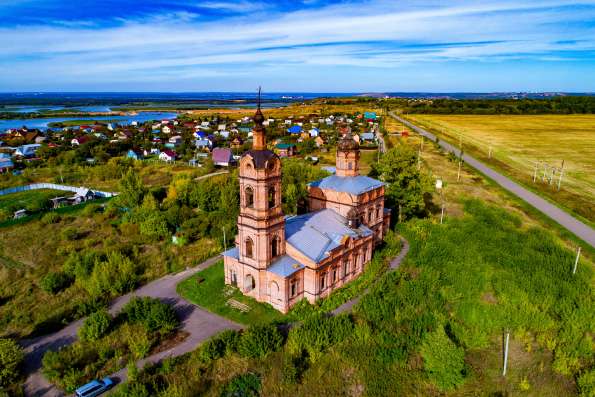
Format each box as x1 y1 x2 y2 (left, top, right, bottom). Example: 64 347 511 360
223 103 390 313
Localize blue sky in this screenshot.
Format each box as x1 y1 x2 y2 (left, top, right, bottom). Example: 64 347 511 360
0 0 594 92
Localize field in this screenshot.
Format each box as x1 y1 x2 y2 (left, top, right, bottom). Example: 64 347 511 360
403 114 595 224
0 189 68 212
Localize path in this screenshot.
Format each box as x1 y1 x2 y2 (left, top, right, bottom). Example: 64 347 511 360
194 170 228 181
390 113 595 248
22 255 241 397
333 237 410 315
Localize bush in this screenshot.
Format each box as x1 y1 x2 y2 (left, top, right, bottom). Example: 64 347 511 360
238 324 283 359
0 338 24 386
578 369 595 397
61 227 80 241
286 314 353 362
82 252 138 298
40 271 73 294
420 327 466 391
123 297 179 334
220 373 261 397
198 330 240 363
41 212 61 224
78 309 111 342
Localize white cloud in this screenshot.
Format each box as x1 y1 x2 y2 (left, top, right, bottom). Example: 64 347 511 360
0 0 593 89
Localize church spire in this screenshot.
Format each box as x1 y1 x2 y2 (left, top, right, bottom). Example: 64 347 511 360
252 86 267 150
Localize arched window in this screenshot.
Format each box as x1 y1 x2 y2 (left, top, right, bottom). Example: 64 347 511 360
245 274 255 291
320 273 326 290
290 279 298 297
245 237 254 258
271 236 279 258
268 186 276 208
368 209 373 222
376 206 381 219
353 254 359 272
270 281 280 301
245 186 254 208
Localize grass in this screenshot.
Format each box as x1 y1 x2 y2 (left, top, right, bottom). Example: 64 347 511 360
177 261 286 326
0 188 68 212
404 114 595 224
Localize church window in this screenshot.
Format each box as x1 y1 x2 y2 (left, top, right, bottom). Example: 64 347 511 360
271 236 279 258
348 162 353 170
376 206 381 219
343 260 349 277
245 237 254 258
290 279 297 297
268 186 276 208
320 273 326 290
353 254 359 272
332 268 337 283
245 186 254 208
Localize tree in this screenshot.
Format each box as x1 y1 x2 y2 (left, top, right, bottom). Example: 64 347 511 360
78 309 111 341
238 324 283 358
0 338 24 386
371 145 433 220
420 327 466 391
139 211 170 240
117 169 146 209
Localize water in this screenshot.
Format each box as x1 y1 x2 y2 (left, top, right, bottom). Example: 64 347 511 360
0 111 178 131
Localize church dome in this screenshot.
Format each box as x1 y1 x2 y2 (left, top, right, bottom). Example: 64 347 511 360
338 131 359 151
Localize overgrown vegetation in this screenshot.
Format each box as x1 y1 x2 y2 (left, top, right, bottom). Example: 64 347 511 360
42 297 179 393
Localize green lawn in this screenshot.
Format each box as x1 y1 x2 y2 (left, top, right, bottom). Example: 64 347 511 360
177 261 286 326
0 189 69 213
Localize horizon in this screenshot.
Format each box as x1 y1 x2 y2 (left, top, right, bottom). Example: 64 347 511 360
1 1 594 92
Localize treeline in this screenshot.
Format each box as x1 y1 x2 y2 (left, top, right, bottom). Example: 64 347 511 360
393 96 595 114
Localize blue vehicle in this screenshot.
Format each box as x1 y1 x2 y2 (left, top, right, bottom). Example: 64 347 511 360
75 377 114 397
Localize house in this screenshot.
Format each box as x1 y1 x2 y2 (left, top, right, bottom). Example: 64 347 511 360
360 132 376 142
218 124 227 131
223 107 390 314
13 209 27 219
127 149 144 160
159 150 177 162
288 125 302 134
71 136 91 146
195 139 212 150
284 119 292 125
314 136 325 147
231 137 244 149
169 135 183 146
14 144 41 158
200 121 210 128
364 112 377 121
0 153 14 172
117 130 133 141
162 125 172 134
212 147 233 167
35 136 47 144
193 131 207 139
309 128 319 137
275 143 297 157
218 130 230 139
150 148 161 155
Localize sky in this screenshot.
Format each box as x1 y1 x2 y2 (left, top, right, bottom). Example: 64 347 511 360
0 0 594 92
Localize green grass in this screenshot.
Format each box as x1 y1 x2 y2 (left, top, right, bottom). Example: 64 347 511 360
0 189 68 212
177 261 286 326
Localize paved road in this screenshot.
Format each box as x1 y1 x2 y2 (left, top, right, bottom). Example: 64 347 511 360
390 113 595 248
333 237 410 315
22 255 241 397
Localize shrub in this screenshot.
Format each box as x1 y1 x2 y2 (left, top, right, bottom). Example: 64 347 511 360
220 373 261 397
420 327 466 391
41 212 61 224
82 252 138 298
238 324 283 359
78 309 111 342
578 369 595 397
286 314 353 362
0 338 24 386
61 227 79 241
40 271 73 294
123 297 178 334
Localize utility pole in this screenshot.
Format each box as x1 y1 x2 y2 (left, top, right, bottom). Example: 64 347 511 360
502 331 510 376
222 227 227 252
488 145 493 159
573 247 581 274
533 162 538 183
557 160 564 191
457 159 462 182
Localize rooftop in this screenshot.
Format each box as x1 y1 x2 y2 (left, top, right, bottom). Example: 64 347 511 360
285 209 372 263
308 175 384 195
268 255 305 277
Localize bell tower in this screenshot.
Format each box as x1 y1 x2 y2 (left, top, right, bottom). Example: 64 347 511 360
336 130 360 177
236 88 286 269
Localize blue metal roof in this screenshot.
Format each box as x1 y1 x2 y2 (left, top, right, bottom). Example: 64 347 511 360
223 246 239 259
268 255 305 277
288 125 302 134
308 175 384 195
285 209 372 263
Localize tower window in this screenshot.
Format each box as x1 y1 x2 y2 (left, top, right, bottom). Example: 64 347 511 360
271 236 279 258
245 237 254 259
268 186 276 208
348 162 353 170
245 186 254 208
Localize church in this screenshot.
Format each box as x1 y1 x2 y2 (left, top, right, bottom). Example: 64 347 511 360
223 104 391 313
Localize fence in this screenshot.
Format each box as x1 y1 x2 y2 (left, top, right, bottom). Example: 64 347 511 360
0 183 117 198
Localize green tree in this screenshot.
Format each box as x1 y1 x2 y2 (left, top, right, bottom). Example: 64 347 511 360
78 309 111 341
83 252 138 298
238 324 283 359
139 211 170 240
372 145 433 220
220 373 261 397
117 169 146 208
420 327 466 391
0 338 24 386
